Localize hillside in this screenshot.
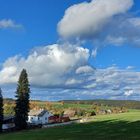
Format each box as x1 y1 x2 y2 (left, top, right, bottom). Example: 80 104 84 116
0 110 140 140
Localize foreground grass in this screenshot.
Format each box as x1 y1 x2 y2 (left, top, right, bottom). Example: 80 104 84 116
0 110 140 140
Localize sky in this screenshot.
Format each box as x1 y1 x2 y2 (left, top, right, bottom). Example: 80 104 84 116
0 0 140 101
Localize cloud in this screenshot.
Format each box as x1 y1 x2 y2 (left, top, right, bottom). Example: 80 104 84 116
126 66 135 70
0 19 23 29
1 0 140 101
58 0 133 40
0 43 92 88
1 51 140 100
124 89 134 96
2 49 140 100
75 65 94 74
83 66 140 100
92 47 98 58
2 66 140 101
57 0 140 58
103 16 140 46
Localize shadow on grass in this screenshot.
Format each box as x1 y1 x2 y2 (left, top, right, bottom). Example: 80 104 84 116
72 119 140 140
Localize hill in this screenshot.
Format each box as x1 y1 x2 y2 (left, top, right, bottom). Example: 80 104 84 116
0 110 140 140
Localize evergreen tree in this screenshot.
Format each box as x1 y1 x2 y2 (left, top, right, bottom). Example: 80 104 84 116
0 88 3 132
15 69 30 130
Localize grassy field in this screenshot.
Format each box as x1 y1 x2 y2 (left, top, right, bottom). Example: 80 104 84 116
0 110 140 140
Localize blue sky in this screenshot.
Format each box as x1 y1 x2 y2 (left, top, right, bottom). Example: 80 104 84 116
0 0 140 100
0 0 140 68
0 0 85 62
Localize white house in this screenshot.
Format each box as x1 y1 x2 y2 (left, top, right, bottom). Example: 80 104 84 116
28 109 53 125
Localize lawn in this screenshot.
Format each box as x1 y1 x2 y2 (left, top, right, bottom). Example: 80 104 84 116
0 110 140 140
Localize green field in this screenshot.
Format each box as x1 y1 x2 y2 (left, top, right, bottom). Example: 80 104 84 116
0 110 140 140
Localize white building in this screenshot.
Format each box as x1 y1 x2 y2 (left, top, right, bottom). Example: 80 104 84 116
28 109 53 125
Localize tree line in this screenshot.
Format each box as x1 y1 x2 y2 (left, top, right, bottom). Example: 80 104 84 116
0 69 30 132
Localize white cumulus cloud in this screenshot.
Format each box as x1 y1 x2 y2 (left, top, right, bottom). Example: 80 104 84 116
0 43 91 87
58 0 133 39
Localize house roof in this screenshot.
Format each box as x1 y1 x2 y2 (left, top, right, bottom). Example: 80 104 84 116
28 109 49 117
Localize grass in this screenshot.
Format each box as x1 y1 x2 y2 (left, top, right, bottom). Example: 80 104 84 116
0 110 140 140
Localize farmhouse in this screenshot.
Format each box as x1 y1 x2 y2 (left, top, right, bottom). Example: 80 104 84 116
28 109 53 125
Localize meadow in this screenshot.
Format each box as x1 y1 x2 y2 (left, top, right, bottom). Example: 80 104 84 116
0 110 140 140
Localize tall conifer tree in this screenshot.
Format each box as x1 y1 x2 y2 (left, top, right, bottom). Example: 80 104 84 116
15 69 30 130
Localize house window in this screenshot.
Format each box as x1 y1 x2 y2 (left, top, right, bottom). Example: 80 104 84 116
45 117 47 120
38 117 40 120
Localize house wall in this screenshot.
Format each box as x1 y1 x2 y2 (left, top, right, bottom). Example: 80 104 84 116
28 116 41 124
38 112 53 124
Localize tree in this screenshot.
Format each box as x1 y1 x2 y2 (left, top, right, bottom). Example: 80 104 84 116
0 88 3 132
15 69 30 130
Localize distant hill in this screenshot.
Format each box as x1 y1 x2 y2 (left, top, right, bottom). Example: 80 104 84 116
60 100 140 109
4 98 140 109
